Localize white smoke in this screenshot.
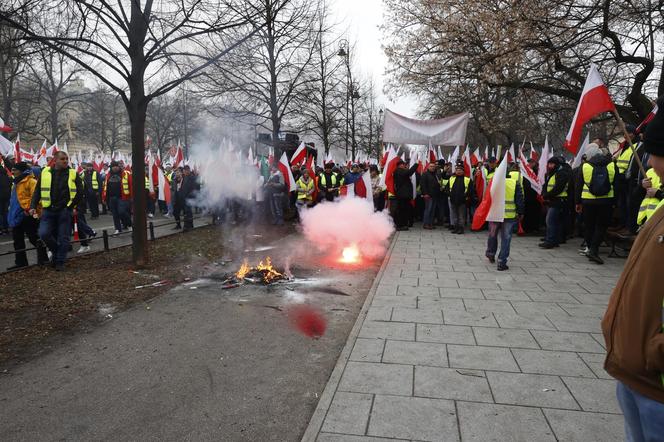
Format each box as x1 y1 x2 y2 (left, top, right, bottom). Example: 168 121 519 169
190 141 259 208
299 198 395 259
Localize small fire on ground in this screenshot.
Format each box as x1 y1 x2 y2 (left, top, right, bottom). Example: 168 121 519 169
222 257 288 288
339 245 360 264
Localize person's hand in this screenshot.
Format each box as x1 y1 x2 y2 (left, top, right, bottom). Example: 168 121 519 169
575 204 583 214
642 178 652 189
646 187 658 198
423 194 431 199
29 208 36 217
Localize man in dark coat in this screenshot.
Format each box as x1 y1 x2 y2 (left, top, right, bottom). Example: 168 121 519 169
393 159 419 231
420 162 441 229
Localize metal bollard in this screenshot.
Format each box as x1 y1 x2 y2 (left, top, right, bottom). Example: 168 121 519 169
102 230 109 251
148 221 155 241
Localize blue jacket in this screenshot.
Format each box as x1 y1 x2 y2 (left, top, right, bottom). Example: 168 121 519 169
8 172 32 227
344 172 361 185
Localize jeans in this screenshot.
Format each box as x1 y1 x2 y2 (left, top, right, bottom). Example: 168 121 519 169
545 205 563 245
616 381 664 442
423 196 437 225
108 196 131 231
451 203 466 227
39 208 72 265
85 190 99 217
12 216 48 266
582 203 612 256
76 211 95 246
270 193 284 225
486 220 516 265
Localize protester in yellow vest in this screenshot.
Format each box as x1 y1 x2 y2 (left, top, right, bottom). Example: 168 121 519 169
446 162 472 234
601 95 664 441
295 169 315 209
638 167 663 225
81 163 101 218
485 169 524 271
540 156 571 249
574 143 617 264
29 151 83 271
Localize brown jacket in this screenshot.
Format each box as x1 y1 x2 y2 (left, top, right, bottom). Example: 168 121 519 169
602 205 664 403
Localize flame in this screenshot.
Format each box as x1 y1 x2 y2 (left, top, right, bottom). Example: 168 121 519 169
256 257 284 283
235 259 250 279
340 245 360 263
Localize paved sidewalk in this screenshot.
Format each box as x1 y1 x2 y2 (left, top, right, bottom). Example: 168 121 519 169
303 227 625 442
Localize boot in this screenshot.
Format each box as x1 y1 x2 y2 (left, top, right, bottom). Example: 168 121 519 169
457 226 464 234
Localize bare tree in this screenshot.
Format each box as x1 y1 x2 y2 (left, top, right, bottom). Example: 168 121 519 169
201 0 319 156
1 0 260 265
78 84 128 154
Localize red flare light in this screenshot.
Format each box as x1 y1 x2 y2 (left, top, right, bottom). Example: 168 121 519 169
288 305 326 338
340 245 360 264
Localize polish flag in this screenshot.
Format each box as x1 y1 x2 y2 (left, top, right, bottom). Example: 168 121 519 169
291 142 307 165
474 165 487 201
172 143 184 168
428 144 437 164
450 145 460 164
437 146 443 162
564 64 616 154
635 104 658 134
380 146 390 168
0 133 13 157
305 154 318 201
484 146 489 162
0 117 12 132
471 148 481 167
472 153 509 230
518 150 542 194
353 171 372 199
324 150 333 165
380 147 399 195
529 142 539 161
13 134 21 161
507 143 516 163
277 152 296 192
268 147 275 166
571 133 590 169
537 135 552 188
462 147 472 178
157 166 171 204
409 152 417 199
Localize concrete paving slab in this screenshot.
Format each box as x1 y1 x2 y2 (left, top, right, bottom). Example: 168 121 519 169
367 395 458 442
512 349 595 378
531 330 605 353
382 340 448 367
562 377 620 413
447 344 520 372
338 362 413 396
443 309 498 327
486 371 579 409
349 338 385 363
457 402 556 442
358 321 415 341
321 392 374 435
416 324 476 345
543 409 623 442
415 366 492 402
391 307 444 324
472 327 540 349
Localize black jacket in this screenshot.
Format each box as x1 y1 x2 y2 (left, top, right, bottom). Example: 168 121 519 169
447 175 471 206
393 164 419 199
0 169 10 201
30 167 83 211
420 170 441 197
542 164 571 201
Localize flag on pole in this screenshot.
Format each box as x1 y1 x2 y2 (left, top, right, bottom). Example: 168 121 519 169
537 135 551 188
291 142 307 165
0 117 12 132
471 148 481 167
518 150 542 194
564 64 616 154
571 133 590 169
472 153 509 230
450 145 460 164
277 152 296 192
462 147 472 177
157 166 171 204
380 147 399 195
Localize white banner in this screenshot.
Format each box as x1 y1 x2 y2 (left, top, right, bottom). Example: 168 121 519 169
382 109 470 146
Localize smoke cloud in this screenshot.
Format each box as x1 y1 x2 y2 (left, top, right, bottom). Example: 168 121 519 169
300 198 395 259
190 142 259 209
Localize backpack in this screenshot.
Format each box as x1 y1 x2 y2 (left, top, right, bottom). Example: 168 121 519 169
588 164 611 196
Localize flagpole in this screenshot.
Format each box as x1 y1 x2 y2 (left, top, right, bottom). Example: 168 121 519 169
611 109 646 176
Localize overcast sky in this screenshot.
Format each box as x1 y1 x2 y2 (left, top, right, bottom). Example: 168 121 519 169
329 0 419 117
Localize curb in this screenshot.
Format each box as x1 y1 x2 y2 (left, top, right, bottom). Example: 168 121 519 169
300 231 399 442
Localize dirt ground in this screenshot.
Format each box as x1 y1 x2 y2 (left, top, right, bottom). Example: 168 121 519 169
0 222 384 441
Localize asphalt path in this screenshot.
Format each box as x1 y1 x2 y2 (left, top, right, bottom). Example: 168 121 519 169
0 212 213 273
0 226 382 441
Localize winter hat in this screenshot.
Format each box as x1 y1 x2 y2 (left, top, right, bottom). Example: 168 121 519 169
12 161 29 172
643 95 664 157
584 143 602 160
110 161 119 168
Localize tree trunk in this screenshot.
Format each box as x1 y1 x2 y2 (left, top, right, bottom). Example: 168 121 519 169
128 96 148 267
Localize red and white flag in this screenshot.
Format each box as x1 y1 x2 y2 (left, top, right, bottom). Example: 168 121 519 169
354 171 372 199
472 153 509 230
437 146 443 162
635 104 658 134
277 152 296 192
0 117 12 133
484 146 489 162
380 147 399 195
13 134 21 161
0 133 13 157
571 133 590 169
564 64 616 154
157 166 171 204
450 145 460 164
462 147 472 178
471 148 481 167
172 142 184 168
537 135 552 187
507 143 516 163
291 142 307 165
518 150 542 194
529 142 539 161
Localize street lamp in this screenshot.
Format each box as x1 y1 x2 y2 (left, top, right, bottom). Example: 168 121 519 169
337 39 361 160
378 108 384 160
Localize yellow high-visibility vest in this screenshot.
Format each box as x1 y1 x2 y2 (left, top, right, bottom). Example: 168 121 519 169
319 173 337 187
449 176 470 192
41 168 77 208
504 177 517 219
637 168 662 225
546 174 568 198
80 171 99 190
581 162 616 200
616 145 635 174
296 178 315 201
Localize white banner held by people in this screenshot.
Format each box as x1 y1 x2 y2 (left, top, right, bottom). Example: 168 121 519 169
382 109 470 145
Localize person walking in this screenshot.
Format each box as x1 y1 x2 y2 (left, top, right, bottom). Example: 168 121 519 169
540 156 571 248
102 161 132 235
485 168 524 271
602 97 664 441
81 162 101 219
29 151 83 271
420 162 440 229
7 162 49 270
574 143 618 264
